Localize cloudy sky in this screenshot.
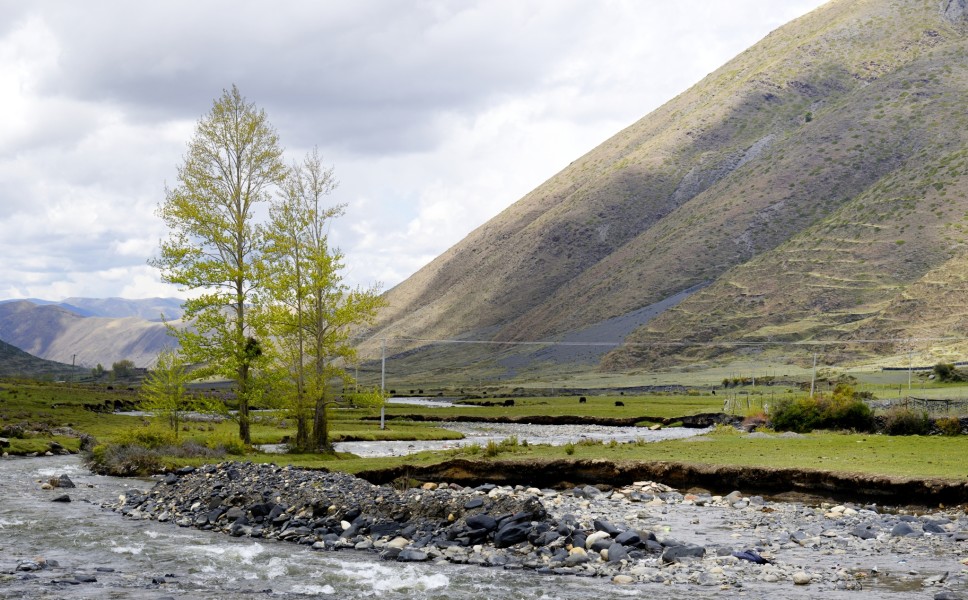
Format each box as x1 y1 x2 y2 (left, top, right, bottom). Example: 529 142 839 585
1 0 826 301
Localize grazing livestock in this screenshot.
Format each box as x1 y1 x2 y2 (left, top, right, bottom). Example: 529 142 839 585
615 401 624 407
579 397 587 404
503 399 515 407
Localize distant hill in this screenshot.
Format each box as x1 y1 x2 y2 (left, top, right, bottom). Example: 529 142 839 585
366 0 968 378
0 297 184 321
0 300 178 368
0 339 78 379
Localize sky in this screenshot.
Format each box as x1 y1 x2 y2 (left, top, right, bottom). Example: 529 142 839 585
0 0 827 301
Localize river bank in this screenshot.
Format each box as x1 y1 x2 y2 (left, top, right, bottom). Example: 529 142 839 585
102 460 968 598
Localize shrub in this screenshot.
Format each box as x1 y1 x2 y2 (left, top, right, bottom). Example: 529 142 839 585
933 363 966 382
937 416 962 436
483 440 501 458
563 442 576 456
116 427 178 449
770 397 824 433
882 406 931 435
87 443 163 476
206 433 246 456
769 386 874 433
710 423 742 436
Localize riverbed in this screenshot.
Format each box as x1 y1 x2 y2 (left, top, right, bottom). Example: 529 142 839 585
3 455 967 599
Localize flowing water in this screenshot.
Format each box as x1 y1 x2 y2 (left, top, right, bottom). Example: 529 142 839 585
0 456 683 599
334 422 709 457
1 456 956 599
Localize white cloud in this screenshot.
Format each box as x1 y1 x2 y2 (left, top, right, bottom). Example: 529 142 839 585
0 0 827 300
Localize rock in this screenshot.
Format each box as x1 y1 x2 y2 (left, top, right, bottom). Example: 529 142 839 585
934 592 964 600
661 544 705 563
891 523 920 537
792 571 812 585
614 530 641 547
850 526 877 540
593 519 621 536
397 549 429 562
732 550 769 564
494 521 530 548
606 542 629 563
464 497 485 510
613 574 634 584
584 530 611 550
54 474 76 488
52 494 71 503
386 537 410 549
465 514 497 532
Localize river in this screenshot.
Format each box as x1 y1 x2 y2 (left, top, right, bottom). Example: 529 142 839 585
0 456 684 599
333 421 709 457
2 455 960 599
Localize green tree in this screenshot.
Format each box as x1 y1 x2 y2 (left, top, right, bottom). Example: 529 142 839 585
150 85 285 444
139 349 216 438
259 148 384 451
112 359 136 379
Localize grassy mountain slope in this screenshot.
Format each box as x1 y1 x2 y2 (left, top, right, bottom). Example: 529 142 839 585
369 0 968 377
0 339 77 379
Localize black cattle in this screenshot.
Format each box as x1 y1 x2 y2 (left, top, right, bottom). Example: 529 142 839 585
615 401 624 407
579 397 587 404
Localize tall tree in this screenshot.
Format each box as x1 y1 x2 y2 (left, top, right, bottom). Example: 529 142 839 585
260 148 384 451
151 85 285 444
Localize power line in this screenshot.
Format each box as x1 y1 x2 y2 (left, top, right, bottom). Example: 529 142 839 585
380 335 967 349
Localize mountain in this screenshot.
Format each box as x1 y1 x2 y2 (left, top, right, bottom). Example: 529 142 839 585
0 297 184 321
0 301 177 368
0 339 78 379
367 0 968 378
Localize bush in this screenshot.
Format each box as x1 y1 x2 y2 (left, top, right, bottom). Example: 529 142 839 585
116 427 178 449
882 406 931 435
483 439 501 458
937 416 962 436
769 397 824 433
206 433 246 456
88 443 163 476
769 386 874 433
933 363 966 383
563 442 576 456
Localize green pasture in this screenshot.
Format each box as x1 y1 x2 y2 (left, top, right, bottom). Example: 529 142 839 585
3 378 968 485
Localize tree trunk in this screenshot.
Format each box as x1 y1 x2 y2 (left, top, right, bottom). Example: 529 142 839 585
313 393 330 452
295 413 310 452
238 363 251 445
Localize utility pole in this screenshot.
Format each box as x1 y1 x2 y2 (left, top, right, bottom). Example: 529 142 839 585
380 338 386 430
70 354 76 387
908 351 913 392
809 352 817 398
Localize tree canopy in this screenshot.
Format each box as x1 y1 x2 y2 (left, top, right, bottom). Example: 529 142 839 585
151 85 286 444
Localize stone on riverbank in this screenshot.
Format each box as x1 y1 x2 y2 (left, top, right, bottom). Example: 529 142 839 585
103 461 968 594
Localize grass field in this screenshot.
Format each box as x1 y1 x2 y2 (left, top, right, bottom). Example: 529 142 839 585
2 377 967 484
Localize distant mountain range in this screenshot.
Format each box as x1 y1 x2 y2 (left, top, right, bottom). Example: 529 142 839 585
365 0 968 378
0 298 182 368
0 297 184 321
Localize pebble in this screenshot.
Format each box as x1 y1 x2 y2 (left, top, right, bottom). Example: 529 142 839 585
102 461 968 594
